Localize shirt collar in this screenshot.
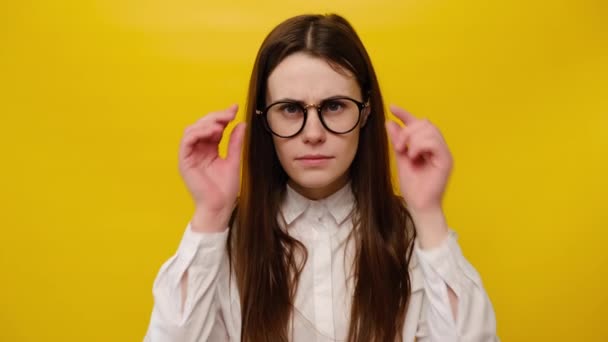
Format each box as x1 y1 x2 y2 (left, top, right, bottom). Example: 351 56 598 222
281 182 355 226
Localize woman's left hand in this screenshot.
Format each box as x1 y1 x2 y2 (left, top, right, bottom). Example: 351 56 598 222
386 105 454 247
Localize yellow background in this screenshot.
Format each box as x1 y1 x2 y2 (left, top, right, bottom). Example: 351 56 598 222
1 0 607 341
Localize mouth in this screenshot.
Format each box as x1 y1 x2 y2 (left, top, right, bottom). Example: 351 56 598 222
296 154 332 160
295 154 334 166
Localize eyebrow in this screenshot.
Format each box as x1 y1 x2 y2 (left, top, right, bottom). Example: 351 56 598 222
268 94 357 105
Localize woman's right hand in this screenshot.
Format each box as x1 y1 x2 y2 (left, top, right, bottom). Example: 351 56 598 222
178 104 246 232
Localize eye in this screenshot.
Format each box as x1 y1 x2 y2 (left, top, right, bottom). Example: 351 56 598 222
323 100 345 113
279 103 301 114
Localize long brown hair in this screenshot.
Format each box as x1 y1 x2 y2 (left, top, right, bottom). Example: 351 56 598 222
227 13 417 342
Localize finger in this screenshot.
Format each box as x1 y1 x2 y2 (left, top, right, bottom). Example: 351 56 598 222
387 119 434 154
397 127 412 153
187 103 239 136
213 104 239 124
389 123 413 153
188 122 224 144
404 118 432 134
189 104 239 130
227 122 246 165
186 116 226 137
406 118 442 143
386 120 412 153
408 125 440 144
397 118 452 165
180 122 224 159
385 121 401 149
410 122 448 153
406 137 439 160
389 104 418 126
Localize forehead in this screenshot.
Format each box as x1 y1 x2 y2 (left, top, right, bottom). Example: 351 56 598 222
266 52 361 103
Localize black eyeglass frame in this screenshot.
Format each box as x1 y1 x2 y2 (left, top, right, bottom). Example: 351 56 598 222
255 96 370 138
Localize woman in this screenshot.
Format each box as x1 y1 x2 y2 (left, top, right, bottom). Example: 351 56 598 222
145 13 498 342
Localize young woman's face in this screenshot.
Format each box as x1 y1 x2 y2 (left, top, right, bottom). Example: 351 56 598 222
266 52 365 199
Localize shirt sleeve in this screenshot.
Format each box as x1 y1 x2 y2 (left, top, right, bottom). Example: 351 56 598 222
144 222 230 342
414 230 499 342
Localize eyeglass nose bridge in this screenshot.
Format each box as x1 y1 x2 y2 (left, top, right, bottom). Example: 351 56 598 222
302 103 323 116
294 103 325 137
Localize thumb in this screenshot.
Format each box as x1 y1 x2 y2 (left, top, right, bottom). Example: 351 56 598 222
227 122 246 165
226 103 239 117
385 121 401 149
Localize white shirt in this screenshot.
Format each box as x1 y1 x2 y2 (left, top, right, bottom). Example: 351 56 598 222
145 183 498 341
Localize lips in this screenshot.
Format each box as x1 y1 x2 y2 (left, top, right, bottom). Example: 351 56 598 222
295 154 334 166
296 154 333 160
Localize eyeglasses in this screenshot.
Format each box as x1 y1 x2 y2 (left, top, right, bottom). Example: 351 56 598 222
255 96 369 138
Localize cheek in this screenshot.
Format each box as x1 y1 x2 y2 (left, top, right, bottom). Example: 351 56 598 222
272 137 293 167
347 137 360 160
335 133 360 165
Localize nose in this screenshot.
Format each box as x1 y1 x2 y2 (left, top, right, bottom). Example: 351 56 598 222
301 107 326 145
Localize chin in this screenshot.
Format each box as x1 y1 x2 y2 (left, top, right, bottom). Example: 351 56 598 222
290 171 345 191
